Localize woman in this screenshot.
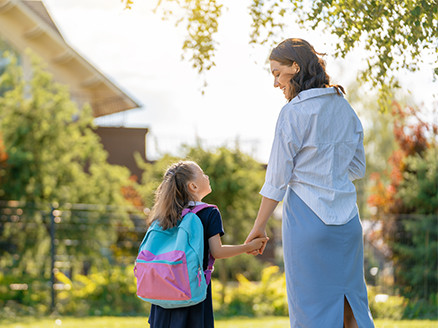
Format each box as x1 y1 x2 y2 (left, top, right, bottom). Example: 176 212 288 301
245 38 375 328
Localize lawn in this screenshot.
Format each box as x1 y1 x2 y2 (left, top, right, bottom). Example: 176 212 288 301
1 316 437 328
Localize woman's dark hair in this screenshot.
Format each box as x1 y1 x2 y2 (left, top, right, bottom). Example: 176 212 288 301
148 161 197 230
269 38 345 101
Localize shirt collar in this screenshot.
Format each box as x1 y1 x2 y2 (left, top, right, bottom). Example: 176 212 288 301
188 201 205 206
290 87 340 105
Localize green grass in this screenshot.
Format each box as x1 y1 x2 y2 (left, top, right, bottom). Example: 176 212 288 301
0 316 437 328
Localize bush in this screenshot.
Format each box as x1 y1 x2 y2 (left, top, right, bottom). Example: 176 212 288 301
367 287 407 320
56 265 149 316
213 266 288 317
403 293 438 319
0 266 149 317
214 268 430 320
2 265 435 320
0 273 50 318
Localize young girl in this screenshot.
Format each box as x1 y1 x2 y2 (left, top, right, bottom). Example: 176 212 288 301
147 160 267 328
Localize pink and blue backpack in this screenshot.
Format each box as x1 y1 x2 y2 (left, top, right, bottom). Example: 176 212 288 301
134 204 216 308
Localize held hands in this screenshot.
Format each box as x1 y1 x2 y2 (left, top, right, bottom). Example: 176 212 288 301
244 196 277 255
245 226 269 255
246 236 269 254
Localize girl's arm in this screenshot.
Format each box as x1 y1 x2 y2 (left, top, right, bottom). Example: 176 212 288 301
245 196 279 254
208 234 267 259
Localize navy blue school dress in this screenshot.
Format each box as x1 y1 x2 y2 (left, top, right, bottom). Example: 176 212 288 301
148 203 224 328
261 88 374 327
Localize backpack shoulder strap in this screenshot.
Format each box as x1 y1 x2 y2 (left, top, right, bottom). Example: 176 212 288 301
204 254 215 285
181 203 218 285
181 203 218 217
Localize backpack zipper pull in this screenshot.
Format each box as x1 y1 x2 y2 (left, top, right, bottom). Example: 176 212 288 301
197 267 202 287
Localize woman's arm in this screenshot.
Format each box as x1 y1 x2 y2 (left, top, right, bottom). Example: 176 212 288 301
208 234 267 259
245 196 279 254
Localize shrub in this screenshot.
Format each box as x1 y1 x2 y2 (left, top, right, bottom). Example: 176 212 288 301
56 265 149 316
213 266 288 317
403 293 438 319
368 287 407 319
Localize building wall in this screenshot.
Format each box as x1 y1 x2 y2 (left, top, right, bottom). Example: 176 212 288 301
0 2 147 177
95 127 148 179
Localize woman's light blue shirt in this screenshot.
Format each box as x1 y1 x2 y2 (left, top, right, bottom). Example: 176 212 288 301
260 87 366 225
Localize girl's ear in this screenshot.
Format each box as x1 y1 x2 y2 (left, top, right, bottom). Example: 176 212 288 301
187 181 197 193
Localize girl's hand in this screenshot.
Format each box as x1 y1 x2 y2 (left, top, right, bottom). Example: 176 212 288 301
247 237 269 253
245 227 268 255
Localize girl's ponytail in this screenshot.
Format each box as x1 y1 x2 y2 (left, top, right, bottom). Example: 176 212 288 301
148 161 197 230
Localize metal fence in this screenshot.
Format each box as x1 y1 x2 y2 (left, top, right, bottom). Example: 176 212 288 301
0 200 147 313
1 200 436 314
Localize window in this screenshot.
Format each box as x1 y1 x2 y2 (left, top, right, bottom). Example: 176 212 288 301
0 37 20 96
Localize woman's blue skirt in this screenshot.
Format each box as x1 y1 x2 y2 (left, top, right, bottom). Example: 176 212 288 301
282 188 374 327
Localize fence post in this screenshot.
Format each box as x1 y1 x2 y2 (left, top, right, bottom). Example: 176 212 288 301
50 204 56 313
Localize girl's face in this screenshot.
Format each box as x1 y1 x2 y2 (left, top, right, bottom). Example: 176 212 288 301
270 60 300 100
189 164 211 201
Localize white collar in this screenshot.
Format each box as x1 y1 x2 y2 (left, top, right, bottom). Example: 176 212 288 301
188 201 205 206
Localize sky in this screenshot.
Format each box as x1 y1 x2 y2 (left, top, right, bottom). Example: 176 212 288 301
43 0 437 162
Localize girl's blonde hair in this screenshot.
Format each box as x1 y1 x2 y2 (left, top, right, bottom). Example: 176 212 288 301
148 161 197 230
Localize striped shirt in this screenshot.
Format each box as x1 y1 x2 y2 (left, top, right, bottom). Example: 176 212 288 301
260 87 366 225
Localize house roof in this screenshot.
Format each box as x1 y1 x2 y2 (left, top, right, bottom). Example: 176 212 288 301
21 0 63 39
0 0 141 117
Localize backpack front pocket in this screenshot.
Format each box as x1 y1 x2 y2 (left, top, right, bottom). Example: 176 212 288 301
135 250 191 300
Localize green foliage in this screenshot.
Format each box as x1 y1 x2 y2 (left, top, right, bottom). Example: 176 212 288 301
403 294 438 319
0 266 149 317
56 266 148 316
392 215 438 301
214 266 288 317
398 147 438 215
390 147 438 301
367 102 438 310
0 264 434 319
0 273 51 318
0 52 136 288
213 267 412 319
122 0 437 104
287 0 437 106
124 0 222 75
0 52 132 205
367 287 407 320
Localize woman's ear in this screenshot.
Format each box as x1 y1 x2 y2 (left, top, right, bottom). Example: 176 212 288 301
292 62 300 74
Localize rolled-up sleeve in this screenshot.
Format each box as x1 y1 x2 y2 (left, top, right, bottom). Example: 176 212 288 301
260 108 304 201
348 131 366 181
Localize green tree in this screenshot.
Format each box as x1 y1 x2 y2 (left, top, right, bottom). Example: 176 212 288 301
368 101 438 310
395 146 438 301
0 52 134 278
0 54 131 205
122 0 437 105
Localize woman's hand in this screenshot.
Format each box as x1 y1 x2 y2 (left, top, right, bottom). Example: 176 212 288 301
245 226 269 255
